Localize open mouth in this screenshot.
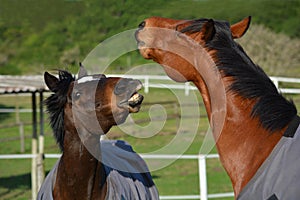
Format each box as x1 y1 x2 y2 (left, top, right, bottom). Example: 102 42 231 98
127 92 144 113
118 84 144 113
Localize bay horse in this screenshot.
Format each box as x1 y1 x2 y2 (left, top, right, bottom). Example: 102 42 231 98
37 66 159 199
135 16 300 199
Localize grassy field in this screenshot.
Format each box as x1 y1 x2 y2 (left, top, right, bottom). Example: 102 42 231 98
1 0 300 75
1 87 300 200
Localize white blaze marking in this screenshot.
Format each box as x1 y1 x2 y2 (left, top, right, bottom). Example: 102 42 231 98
77 76 100 84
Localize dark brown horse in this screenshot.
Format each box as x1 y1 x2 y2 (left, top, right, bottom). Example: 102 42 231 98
37 66 159 199
136 17 300 199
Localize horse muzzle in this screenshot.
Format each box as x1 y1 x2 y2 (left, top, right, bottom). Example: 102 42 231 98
115 79 144 113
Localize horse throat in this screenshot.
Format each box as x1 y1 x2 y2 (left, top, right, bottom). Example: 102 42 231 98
53 109 106 200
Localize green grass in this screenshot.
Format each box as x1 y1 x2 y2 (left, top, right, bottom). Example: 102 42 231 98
0 159 32 200
1 0 300 75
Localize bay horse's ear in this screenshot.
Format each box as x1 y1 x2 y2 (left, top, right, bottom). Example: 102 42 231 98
44 72 59 92
201 19 216 42
78 62 88 78
230 16 251 39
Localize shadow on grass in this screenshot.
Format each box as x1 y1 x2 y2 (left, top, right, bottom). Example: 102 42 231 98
0 172 32 199
0 170 159 199
151 175 160 180
0 170 158 189
0 170 53 199
0 172 31 191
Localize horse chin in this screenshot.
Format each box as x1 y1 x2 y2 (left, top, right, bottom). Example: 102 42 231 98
138 48 153 60
115 114 129 125
128 104 141 113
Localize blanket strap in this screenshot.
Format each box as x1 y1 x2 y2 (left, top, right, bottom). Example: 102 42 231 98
283 115 300 138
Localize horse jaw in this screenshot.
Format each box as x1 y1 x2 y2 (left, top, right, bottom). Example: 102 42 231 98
160 64 188 82
141 48 194 82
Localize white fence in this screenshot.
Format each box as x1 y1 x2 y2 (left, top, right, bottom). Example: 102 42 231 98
270 76 300 94
0 75 300 99
0 76 300 115
108 75 300 95
0 153 233 200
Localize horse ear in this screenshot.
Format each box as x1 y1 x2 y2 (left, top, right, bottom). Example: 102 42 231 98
78 62 88 78
230 16 251 39
201 19 216 42
44 72 59 92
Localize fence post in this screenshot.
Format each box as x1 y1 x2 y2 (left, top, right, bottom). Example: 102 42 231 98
37 91 45 192
272 78 279 90
144 76 149 93
31 92 38 200
36 153 44 194
185 82 190 96
19 122 25 153
198 154 208 200
15 94 25 153
173 102 180 130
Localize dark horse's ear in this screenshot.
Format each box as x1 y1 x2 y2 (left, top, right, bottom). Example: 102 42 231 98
44 72 59 92
201 19 216 42
230 16 251 39
78 62 88 78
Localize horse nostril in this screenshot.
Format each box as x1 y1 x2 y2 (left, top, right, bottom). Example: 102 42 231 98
138 21 146 29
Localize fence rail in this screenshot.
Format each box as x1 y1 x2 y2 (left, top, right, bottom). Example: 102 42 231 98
107 75 300 95
0 153 233 200
0 75 299 98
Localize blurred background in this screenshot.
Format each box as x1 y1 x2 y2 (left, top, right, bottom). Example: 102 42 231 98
0 0 299 199
0 0 299 76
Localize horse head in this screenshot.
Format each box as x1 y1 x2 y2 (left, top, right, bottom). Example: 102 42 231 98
44 65 143 150
135 16 251 82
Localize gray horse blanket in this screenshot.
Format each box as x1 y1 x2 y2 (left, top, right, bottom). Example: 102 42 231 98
238 116 300 200
37 140 159 200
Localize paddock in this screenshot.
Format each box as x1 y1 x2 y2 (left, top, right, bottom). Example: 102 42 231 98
0 75 300 199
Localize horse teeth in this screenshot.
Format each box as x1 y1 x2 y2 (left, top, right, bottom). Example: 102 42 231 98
129 93 139 103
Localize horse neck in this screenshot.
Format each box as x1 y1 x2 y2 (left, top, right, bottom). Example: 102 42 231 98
192 63 285 196
216 94 285 195
53 106 106 200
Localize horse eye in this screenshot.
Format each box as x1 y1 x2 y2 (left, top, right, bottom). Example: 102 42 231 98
95 102 102 108
73 92 81 100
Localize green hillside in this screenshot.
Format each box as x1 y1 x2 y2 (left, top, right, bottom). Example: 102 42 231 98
0 0 300 75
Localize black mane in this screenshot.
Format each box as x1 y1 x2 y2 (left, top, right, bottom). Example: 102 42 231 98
183 19 297 132
45 70 75 151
